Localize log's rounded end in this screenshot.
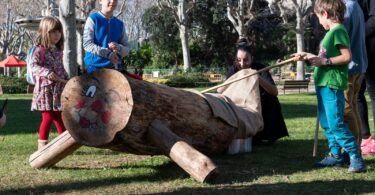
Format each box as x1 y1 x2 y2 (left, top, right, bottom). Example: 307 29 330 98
62 69 133 146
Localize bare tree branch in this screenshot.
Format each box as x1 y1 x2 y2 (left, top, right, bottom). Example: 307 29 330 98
115 0 128 17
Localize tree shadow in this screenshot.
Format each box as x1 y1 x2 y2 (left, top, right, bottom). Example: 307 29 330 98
53 157 178 171
157 179 375 194
0 167 184 194
1 139 373 194
0 99 40 135
281 103 317 119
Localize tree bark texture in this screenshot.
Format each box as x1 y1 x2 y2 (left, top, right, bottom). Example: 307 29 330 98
178 0 191 71
296 14 305 80
59 0 77 77
148 119 218 182
61 69 237 156
29 130 82 168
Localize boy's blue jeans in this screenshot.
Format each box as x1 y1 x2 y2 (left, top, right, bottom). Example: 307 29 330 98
316 86 360 159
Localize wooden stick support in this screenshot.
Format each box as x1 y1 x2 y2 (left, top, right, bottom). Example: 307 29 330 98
148 119 218 183
313 108 320 157
29 130 82 168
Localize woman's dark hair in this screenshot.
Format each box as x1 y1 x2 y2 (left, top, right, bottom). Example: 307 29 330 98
233 38 254 70
236 38 253 55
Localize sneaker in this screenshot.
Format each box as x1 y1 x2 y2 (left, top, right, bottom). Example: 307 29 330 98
361 136 375 155
314 153 344 167
348 157 367 173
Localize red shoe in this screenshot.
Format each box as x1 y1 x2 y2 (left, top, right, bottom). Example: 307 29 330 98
361 136 375 155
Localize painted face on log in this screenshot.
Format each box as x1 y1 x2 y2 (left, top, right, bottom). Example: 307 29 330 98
61 70 133 146
72 82 119 129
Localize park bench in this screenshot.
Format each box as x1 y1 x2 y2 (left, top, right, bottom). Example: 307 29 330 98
208 74 224 83
281 80 310 94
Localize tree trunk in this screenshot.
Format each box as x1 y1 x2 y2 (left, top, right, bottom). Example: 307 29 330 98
296 12 305 81
61 69 237 155
76 31 84 73
59 0 77 77
179 25 191 71
178 0 191 71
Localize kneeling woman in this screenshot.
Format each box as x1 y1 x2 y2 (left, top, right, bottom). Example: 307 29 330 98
226 39 289 143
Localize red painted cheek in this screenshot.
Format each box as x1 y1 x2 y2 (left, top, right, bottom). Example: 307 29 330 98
101 111 111 124
79 117 90 128
91 100 103 113
75 99 86 109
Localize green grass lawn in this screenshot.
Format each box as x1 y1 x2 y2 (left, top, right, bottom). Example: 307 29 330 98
0 93 374 194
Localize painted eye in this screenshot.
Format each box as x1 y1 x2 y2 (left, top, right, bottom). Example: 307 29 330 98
82 85 97 98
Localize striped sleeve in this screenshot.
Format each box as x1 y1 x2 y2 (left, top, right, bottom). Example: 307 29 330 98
82 17 112 58
118 24 130 57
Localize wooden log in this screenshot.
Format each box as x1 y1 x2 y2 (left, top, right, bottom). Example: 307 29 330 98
61 69 237 155
148 119 218 182
60 69 248 182
29 130 82 168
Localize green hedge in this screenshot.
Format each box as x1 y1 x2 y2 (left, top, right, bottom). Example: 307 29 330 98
0 76 28 94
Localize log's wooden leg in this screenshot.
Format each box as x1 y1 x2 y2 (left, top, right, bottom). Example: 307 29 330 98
148 119 218 183
29 130 82 168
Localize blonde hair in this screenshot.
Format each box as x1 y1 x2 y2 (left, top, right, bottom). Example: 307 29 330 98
36 16 64 51
314 0 346 23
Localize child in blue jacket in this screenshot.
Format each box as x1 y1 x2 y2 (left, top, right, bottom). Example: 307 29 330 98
83 0 129 73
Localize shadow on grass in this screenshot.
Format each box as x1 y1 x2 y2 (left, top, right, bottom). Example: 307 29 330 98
53 157 178 170
0 99 40 135
1 139 374 194
1 160 186 194
158 179 375 194
281 103 317 119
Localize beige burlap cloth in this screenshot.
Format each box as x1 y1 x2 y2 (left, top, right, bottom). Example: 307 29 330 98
200 69 263 139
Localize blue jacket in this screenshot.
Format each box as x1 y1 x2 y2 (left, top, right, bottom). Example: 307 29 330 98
343 0 368 74
83 11 129 72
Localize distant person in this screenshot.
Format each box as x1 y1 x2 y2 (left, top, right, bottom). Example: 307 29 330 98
292 0 366 172
0 99 7 128
357 0 375 154
31 17 68 150
226 38 289 144
83 0 129 73
342 0 368 145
